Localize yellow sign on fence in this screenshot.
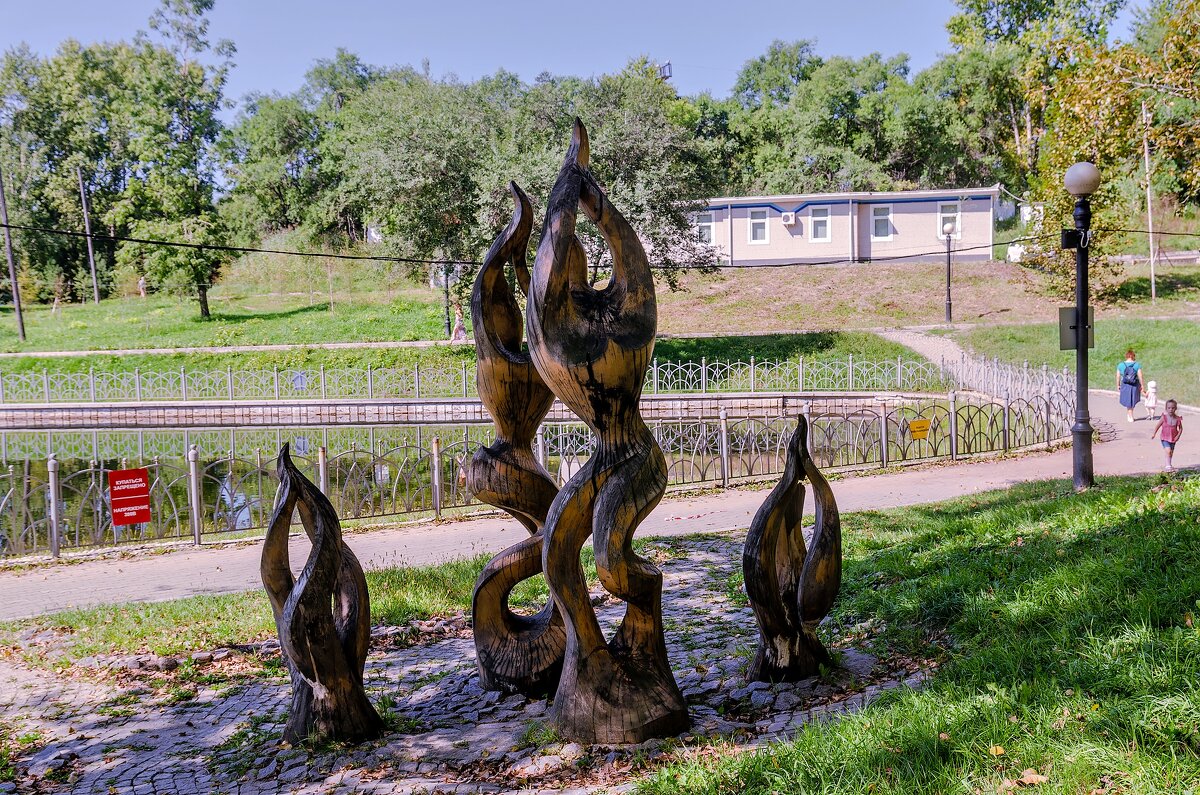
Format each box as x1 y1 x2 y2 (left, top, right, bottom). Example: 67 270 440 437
908 418 931 440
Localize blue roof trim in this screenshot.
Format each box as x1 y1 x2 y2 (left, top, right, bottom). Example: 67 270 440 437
705 195 995 214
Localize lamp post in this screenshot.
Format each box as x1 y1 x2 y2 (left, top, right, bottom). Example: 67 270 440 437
942 221 955 324
442 261 452 338
1063 162 1101 490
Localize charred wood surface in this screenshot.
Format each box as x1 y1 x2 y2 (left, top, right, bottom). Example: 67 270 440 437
468 182 565 698
525 119 688 744
261 444 383 744
743 416 842 682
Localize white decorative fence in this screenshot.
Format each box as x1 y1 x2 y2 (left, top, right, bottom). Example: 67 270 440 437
0 355 975 404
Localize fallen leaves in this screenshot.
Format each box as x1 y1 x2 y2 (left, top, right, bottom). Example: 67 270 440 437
997 769 1050 791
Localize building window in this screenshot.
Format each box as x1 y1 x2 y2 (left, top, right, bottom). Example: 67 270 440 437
810 207 830 242
695 212 714 244
871 205 892 241
748 209 768 244
938 202 961 239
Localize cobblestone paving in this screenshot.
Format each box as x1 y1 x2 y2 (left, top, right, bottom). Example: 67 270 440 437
2 536 927 794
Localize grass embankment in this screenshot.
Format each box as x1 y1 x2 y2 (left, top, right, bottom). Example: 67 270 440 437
659 261 1200 335
0 331 920 379
952 317 1200 407
0 290 449 354
4 247 1198 357
642 475 1200 794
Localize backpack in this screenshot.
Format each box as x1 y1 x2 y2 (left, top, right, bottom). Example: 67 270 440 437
1121 362 1140 386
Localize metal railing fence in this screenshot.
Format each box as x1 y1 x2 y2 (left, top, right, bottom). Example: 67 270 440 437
0 387 1073 560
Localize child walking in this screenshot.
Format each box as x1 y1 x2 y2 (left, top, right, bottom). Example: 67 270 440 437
1151 399 1184 472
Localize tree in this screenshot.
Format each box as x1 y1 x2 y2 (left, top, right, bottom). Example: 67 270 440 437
733 40 821 108
944 0 1127 188
113 0 234 317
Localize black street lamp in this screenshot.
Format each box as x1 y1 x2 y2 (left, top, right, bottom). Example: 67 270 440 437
1063 161 1101 491
943 221 954 324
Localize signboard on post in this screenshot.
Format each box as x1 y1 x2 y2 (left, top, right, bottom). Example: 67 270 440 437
908 418 931 440
1059 306 1095 350
109 468 151 526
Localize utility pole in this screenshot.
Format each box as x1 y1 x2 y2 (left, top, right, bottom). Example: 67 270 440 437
76 165 100 304
0 164 26 341
1141 101 1157 302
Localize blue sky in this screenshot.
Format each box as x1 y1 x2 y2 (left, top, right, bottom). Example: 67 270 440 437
5 0 1143 116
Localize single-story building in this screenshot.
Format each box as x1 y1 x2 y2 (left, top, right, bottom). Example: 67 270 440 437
695 186 1000 266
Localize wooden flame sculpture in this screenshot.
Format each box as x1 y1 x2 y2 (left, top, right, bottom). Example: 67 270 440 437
525 119 688 743
467 182 565 697
261 444 383 744
743 416 842 682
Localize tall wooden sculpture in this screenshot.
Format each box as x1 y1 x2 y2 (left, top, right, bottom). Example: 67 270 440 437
743 416 842 682
526 119 688 743
467 182 565 698
262 445 383 744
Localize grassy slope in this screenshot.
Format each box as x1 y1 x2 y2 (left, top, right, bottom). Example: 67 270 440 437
0 290 449 354
953 317 1200 407
0 331 921 377
641 475 1200 794
3 255 1198 357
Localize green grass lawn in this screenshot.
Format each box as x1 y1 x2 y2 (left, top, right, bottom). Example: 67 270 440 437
0 291 450 354
0 331 923 379
641 475 1200 794
4 476 1198 793
951 318 1200 407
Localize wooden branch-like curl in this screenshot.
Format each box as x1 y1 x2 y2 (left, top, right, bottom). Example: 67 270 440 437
467 181 565 698
261 444 383 744
743 416 842 682
525 119 688 743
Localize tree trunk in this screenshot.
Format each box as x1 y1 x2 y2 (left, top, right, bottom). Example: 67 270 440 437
261 445 383 745
525 120 688 744
743 416 842 682
467 181 565 698
197 283 210 319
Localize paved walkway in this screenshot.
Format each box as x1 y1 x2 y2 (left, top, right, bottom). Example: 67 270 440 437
1 383 1192 621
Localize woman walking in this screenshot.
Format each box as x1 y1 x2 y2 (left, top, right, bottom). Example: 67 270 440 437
1117 349 1145 423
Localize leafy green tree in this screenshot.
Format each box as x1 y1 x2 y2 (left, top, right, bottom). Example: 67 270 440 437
944 0 1127 187
112 0 234 317
733 40 821 108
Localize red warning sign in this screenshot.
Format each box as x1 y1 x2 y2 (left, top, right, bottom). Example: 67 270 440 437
109 468 151 526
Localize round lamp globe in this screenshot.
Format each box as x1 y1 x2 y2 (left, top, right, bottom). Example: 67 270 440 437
1064 162 1101 197
942 221 956 236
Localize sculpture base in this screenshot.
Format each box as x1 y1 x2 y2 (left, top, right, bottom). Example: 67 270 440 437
551 643 689 744
749 627 833 683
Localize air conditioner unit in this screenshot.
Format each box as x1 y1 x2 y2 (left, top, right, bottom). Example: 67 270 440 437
780 212 796 226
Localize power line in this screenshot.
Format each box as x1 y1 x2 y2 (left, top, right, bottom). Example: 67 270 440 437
0 221 482 267
1098 227 1200 239
6 222 1179 274
711 232 1059 269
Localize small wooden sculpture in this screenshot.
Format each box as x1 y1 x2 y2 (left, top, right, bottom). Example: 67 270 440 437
743 416 842 682
467 182 565 698
261 444 383 744
526 119 688 743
